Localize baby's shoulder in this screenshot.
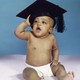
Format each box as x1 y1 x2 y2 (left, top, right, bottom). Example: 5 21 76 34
49 34 56 40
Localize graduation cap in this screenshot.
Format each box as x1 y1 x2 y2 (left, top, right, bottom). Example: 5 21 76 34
16 0 67 33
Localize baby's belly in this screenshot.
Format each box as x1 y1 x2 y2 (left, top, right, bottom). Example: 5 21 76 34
26 55 51 66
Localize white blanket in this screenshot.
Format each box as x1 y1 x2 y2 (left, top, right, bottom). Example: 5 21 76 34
0 55 80 80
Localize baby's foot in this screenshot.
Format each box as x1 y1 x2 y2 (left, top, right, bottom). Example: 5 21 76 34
64 72 74 80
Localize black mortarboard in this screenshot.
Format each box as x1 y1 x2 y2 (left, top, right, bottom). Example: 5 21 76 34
16 0 67 33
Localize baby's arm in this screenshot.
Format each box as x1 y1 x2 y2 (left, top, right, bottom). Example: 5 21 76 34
51 36 59 66
15 15 31 40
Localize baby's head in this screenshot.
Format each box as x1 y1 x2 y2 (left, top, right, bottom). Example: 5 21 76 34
28 11 56 37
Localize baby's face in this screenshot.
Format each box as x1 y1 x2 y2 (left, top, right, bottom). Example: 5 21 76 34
32 16 54 38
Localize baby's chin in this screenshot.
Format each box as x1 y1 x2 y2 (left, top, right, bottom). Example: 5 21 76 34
34 33 47 38
34 34 45 38
33 32 43 38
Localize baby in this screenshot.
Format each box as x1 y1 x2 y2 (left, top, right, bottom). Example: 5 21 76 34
15 0 74 80
15 15 74 80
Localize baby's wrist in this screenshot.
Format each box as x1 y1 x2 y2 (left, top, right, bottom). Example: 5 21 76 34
53 60 58 62
24 20 28 24
52 60 58 65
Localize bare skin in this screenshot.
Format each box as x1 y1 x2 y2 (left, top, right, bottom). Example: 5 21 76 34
15 15 74 80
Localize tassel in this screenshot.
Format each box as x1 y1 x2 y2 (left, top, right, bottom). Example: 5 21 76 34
56 14 65 33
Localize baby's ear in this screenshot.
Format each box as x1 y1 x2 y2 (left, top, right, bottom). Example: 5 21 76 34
49 27 53 34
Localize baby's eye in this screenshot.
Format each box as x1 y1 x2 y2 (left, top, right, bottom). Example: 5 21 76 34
42 21 47 24
34 20 38 23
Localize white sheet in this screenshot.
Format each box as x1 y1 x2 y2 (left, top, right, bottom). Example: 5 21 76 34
0 55 80 80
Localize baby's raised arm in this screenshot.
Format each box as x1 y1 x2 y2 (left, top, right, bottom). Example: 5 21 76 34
15 15 31 40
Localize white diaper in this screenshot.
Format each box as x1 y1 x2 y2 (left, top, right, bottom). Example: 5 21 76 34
26 63 53 77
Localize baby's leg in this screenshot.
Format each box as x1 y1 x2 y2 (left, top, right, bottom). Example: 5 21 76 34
23 67 41 80
51 63 74 80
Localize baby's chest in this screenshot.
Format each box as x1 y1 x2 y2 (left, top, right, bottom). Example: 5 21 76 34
29 40 53 51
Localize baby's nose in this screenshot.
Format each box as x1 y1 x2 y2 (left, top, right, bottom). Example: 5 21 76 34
37 22 42 26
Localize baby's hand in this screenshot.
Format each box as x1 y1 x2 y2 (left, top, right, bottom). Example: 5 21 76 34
51 60 58 66
24 15 31 26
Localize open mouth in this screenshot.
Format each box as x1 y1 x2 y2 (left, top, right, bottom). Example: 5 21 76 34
36 27 41 32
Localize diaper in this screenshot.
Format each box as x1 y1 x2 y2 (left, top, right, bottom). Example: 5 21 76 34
26 63 53 77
